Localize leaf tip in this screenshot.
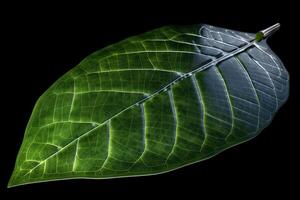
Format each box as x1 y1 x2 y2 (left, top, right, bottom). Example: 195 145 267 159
7 179 15 188
7 170 22 188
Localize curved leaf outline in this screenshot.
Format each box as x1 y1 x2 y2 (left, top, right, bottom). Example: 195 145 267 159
8 23 289 187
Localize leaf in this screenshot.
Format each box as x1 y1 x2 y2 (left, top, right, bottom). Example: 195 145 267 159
8 23 289 187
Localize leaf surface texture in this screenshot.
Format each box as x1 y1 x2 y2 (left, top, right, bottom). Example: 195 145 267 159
9 24 289 187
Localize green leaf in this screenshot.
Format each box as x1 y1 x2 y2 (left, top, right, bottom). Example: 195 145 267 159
8 23 289 187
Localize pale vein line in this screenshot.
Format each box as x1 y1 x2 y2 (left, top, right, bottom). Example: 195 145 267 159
129 104 147 168
232 105 258 118
220 31 248 43
215 29 249 43
217 31 223 42
33 142 62 149
72 139 79 171
198 25 206 37
235 57 261 133
43 160 47 173
252 79 274 90
24 159 40 162
235 117 257 127
254 43 282 76
165 89 178 163
140 40 156 71
193 40 217 60
250 57 279 110
183 33 239 49
215 66 235 141
56 90 147 96
250 58 284 73
205 28 214 39
52 95 57 123
255 87 277 99
69 79 76 120
98 50 204 62
140 104 146 157
191 75 207 152
93 68 181 75
141 38 227 53
39 121 100 129
230 95 258 106
245 33 253 39
205 112 232 126
97 121 111 172
174 39 226 53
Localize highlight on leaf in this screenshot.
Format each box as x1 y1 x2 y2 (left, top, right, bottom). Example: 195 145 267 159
8 23 289 187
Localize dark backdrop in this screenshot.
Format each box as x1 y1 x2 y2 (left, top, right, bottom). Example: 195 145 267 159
1 1 298 198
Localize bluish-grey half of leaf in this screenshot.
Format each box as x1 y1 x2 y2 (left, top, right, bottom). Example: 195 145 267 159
8 23 289 187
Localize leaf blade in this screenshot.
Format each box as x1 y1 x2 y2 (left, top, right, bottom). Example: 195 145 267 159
9 24 289 187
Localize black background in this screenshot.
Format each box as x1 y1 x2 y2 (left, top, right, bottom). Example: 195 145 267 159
1 1 299 198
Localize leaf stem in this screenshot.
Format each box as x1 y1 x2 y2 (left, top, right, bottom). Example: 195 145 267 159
255 23 280 41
